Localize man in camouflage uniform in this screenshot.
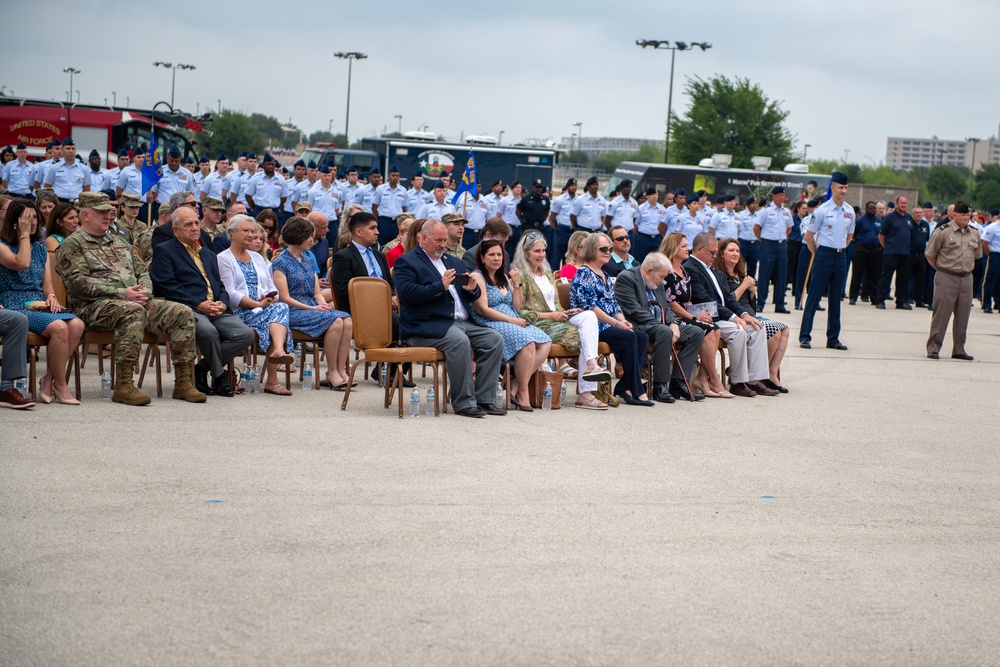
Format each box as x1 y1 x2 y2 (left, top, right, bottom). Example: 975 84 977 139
111 192 150 251
55 192 207 405
200 196 227 241
136 201 171 264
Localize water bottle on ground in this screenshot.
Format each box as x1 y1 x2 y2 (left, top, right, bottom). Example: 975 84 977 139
561 382 567 405
246 366 255 396
542 382 553 411
303 363 313 391
100 371 112 400
494 381 505 408
409 387 421 418
425 384 435 415
380 364 387 388
251 364 261 394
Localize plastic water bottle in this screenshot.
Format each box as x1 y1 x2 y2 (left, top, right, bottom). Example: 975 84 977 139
542 382 553 411
245 366 255 396
380 364 387 388
409 387 421 418
540 362 553 372
303 363 313 391
15 377 28 396
100 371 112 400
494 381 505 408
560 383 567 404
425 384 435 415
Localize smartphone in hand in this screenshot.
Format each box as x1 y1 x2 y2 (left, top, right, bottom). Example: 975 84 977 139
452 274 470 288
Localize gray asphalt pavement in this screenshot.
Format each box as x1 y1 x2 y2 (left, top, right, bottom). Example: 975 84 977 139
2 302 999 666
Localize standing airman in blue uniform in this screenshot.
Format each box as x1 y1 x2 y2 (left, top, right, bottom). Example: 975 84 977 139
105 148 131 192
86 149 111 192
633 186 667 264
31 141 59 190
754 186 793 313
799 172 854 350
663 188 687 234
151 146 194 219
604 179 638 241
307 165 340 221
338 167 362 209
404 172 432 214
739 197 760 277
373 165 407 242
245 154 288 218
709 194 740 239
547 178 577 266
2 142 35 196
200 154 230 202
570 177 606 234
42 137 91 201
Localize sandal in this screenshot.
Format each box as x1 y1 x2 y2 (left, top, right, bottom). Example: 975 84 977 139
575 395 609 410
267 353 295 366
558 363 578 378
263 384 293 396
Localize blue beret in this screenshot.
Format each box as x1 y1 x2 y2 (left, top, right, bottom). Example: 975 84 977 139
117 148 129 158
585 176 599 187
723 194 736 202
830 171 848 185
770 186 785 194
62 137 75 147
89 149 100 158
368 167 381 176
217 153 228 161
307 160 317 169
432 180 446 189
199 155 210 163
238 151 248 158
167 146 181 158
318 165 331 174
694 189 706 197
247 152 257 160
16 142 26 150
673 188 686 196
294 159 306 168
991 209 999 216
387 165 399 174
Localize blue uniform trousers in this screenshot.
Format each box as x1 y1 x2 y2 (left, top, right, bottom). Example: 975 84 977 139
799 246 846 344
739 239 759 278
756 239 788 311
633 232 662 264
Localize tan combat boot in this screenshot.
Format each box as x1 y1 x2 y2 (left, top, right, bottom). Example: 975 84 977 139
172 362 208 403
112 364 152 406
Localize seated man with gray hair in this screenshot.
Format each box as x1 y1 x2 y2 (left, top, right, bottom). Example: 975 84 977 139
615 252 705 403
150 190 214 251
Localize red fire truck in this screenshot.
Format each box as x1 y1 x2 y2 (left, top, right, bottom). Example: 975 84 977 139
0 97 208 166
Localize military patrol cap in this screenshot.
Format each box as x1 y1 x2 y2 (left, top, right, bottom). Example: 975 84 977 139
199 155 210 164
16 142 27 150
159 202 173 217
238 151 248 159
387 165 399 174
117 148 130 158
644 186 657 196
247 152 257 160
722 193 736 203
396 211 416 223
294 159 306 168
368 167 381 176
203 197 225 211
318 165 331 174
88 149 100 158
432 180 446 189
78 191 114 211
770 185 785 194
294 201 312 212
62 137 75 147
562 178 575 189
830 171 849 185
585 176 599 187
442 212 468 224
307 160 318 169
167 145 181 158
261 153 275 164
121 192 141 207
533 179 544 188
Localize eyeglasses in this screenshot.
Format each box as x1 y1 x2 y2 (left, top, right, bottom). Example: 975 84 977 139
612 236 628 242
180 201 198 208
597 246 612 253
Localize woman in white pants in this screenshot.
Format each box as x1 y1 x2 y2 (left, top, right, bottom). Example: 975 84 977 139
513 231 612 409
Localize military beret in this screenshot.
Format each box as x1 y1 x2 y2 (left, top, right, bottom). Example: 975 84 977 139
807 197 822 207
694 189 707 197
61 137 75 147
991 209 999 217
294 159 306 168
745 196 756 204
203 197 226 211
16 142 27 150
199 155 210 164
619 179 632 189
644 186 657 196
770 185 785 195
585 176 599 187
431 180 446 189
89 149 100 158
78 191 113 211
716 195 726 205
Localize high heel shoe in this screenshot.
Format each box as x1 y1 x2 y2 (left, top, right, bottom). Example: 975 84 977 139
511 397 534 412
53 392 80 405
38 380 53 404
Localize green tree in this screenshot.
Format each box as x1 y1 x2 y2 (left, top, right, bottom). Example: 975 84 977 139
670 75 794 168
209 110 265 157
563 150 589 165
926 164 968 201
973 164 1000 210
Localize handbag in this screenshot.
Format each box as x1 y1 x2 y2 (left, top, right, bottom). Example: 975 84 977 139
593 380 620 408
527 370 564 409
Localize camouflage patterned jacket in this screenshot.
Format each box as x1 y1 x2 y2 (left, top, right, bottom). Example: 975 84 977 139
55 230 151 309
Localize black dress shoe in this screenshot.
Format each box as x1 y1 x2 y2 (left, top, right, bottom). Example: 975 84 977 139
983 308 993 314
195 366 215 396
760 378 788 394
849 299 857 305
826 341 848 350
951 353 974 361
774 307 791 314
816 304 825 311
213 374 235 398
668 380 703 402
651 384 675 404
799 340 811 349
456 406 486 418
875 302 886 309
619 393 654 406
861 296 870 303
477 402 507 415
927 352 939 359
896 303 913 310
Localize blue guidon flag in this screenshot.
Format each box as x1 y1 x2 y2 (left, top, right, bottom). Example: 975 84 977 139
141 133 163 195
451 150 477 206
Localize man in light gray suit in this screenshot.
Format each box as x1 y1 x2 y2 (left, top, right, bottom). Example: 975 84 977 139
614 253 705 403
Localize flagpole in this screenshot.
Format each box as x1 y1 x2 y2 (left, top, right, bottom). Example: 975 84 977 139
148 109 156 226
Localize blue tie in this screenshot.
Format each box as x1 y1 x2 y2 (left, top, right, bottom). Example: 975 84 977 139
365 248 383 278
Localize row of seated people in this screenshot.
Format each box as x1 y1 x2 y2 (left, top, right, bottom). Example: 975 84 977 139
0 189 788 412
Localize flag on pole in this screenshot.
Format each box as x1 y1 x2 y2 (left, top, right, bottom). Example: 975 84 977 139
451 150 477 206
141 133 163 195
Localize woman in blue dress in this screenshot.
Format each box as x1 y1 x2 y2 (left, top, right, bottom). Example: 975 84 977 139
469 239 551 411
0 199 83 404
271 217 353 389
218 215 294 395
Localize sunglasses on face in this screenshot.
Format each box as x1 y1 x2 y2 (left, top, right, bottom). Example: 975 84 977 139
612 236 628 242
597 246 612 253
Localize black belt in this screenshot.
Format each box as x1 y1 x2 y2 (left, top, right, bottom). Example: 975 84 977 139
740 239 757 244
522 221 546 229
938 268 971 278
762 239 785 244
639 233 660 239
817 246 844 253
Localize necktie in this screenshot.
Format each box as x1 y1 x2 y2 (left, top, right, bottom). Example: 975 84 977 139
645 287 662 323
365 248 383 278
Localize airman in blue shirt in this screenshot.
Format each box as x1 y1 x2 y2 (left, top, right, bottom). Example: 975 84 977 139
307 165 340 220
245 154 288 213
42 137 90 200
151 146 194 205
604 179 638 233
754 186 793 313
86 149 112 192
405 172 433 212
662 188 687 234
2 142 35 195
709 194 740 239
570 177 606 231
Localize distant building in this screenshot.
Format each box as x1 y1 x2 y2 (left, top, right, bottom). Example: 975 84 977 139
560 136 664 155
886 128 1000 171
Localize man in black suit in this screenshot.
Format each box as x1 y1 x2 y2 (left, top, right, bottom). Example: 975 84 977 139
394 219 505 418
330 211 413 388
682 232 776 397
150 206 254 396
616 253 704 403
151 191 215 251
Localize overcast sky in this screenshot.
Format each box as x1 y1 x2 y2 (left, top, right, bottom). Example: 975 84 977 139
5 0 999 168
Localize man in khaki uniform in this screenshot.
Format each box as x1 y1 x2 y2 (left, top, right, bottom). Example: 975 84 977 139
925 201 982 360
55 192 207 405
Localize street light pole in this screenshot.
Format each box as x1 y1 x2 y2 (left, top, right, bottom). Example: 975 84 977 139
112 91 117 106
635 40 712 164
394 114 402 134
63 67 80 103
152 62 196 108
334 52 368 146
572 122 582 152
804 144 811 160
966 137 980 195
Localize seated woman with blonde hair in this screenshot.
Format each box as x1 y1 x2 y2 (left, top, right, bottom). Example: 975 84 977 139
384 214 415 269
558 230 589 281
659 232 731 398
337 204 364 249
513 230 612 409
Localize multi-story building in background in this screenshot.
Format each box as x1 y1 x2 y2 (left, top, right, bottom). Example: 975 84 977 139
886 128 1000 171
560 136 664 155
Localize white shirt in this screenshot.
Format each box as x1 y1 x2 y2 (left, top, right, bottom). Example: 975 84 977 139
532 273 557 311
429 254 468 320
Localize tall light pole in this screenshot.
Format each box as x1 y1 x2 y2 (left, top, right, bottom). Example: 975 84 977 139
804 144 811 160
394 114 402 134
334 51 368 145
966 137 980 195
152 62 196 108
498 130 505 145
111 91 117 106
217 99 222 113
572 121 582 152
636 40 712 164
63 67 80 103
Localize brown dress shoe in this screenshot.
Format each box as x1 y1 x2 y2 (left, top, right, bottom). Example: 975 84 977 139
729 382 756 397
748 381 779 396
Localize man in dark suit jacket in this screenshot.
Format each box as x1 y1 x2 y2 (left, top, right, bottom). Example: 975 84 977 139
150 192 215 251
616 255 704 403
682 232 776 397
330 211 412 387
394 219 506 418
150 207 254 397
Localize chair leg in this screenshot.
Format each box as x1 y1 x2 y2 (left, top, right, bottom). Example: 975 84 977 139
164 343 172 374
28 345 37 399
442 362 449 414
396 363 405 419
70 348 82 400
137 344 152 388
96 343 104 375
432 364 440 416
313 344 321 389
155 346 163 398
80 342 89 369
341 359 363 411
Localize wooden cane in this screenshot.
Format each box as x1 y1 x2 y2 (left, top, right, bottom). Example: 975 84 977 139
671 343 695 402
801 246 817 301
